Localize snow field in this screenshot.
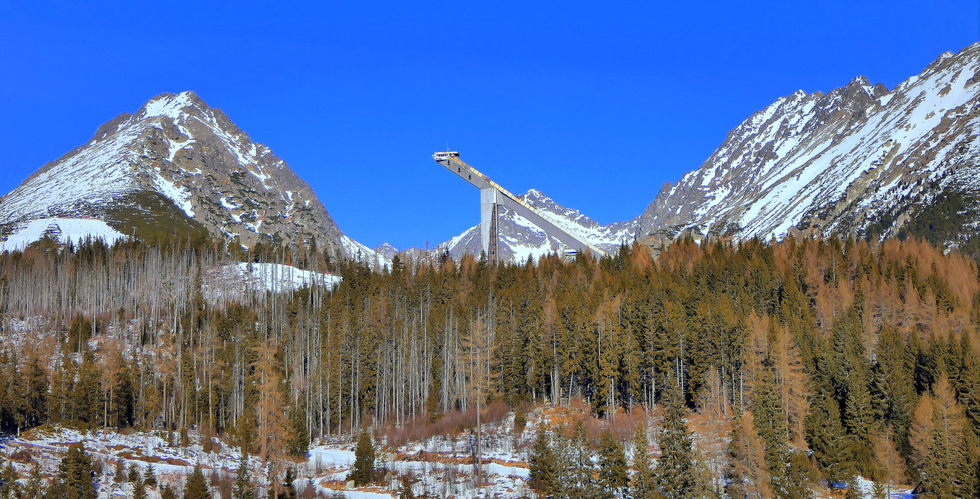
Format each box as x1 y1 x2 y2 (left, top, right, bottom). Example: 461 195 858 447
0 217 127 252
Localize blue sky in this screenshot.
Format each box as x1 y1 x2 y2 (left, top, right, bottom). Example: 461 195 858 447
1 2 977 250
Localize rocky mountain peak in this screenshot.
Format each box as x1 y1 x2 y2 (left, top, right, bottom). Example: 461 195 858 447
637 41 980 250
1 91 384 264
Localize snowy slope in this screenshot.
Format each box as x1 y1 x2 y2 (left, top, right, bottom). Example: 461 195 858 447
437 189 639 262
0 217 127 253
202 262 342 302
0 91 381 261
638 42 980 247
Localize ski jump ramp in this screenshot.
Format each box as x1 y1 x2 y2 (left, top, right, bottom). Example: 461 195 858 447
433 151 607 261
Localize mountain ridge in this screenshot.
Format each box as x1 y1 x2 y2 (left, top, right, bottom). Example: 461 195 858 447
637 41 980 250
0 91 384 263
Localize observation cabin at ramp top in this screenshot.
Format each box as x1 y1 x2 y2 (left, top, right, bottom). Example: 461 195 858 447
432 151 608 262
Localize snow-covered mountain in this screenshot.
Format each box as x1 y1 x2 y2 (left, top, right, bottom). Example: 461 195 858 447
638 42 980 249
0 91 382 262
436 189 638 262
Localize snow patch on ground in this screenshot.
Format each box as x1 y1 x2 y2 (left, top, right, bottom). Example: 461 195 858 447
203 262 341 302
0 217 127 252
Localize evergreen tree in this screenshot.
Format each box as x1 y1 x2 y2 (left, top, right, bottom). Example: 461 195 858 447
233 454 256 499
287 403 310 457
143 463 157 487
348 427 376 486
652 374 710 498
132 482 147 499
0 459 21 499
630 425 656 499
806 359 853 481
871 324 916 456
127 463 141 483
528 427 560 497
183 464 211 499
160 484 178 499
397 474 416 499
73 350 104 429
23 355 47 430
22 462 43 499
597 429 628 497
277 467 297 499
561 422 604 498
49 443 97 499
844 364 875 473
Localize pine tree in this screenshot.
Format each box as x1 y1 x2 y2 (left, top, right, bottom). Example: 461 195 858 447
652 374 710 498
397 474 416 499
127 463 141 483
183 464 211 499
278 467 297 499
22 462 43 499
597 429 628 497
806 359 852 481
49 443 97 499
630 424 656 499
872 324 916 456
287 403 310 457
528 427 560 496
562 422 604 498
23 354 47 430
0 459 21 499
844 364 875 473
233 454 256 499
132 482 147 499
74 350 104 429
143 463 157 487
348 427 376 486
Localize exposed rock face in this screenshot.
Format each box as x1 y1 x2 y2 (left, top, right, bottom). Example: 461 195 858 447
638 42 980 249
437 189 639 262
0 91 378 260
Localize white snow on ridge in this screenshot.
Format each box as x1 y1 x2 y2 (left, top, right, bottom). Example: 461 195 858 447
149 169 195 217
0 217 127 252
0 127 140 224
644 42 980 243
340 234 393 268
141 91 196 120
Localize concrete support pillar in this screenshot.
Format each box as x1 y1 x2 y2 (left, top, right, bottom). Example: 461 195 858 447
480 188 500 262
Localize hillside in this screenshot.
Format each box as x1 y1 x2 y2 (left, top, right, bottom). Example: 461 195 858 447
638 42 980 251
0 91 381 263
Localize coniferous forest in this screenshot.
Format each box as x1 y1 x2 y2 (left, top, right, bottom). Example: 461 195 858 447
1 235 980 497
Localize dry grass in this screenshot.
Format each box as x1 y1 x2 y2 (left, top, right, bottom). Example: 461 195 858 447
538 398 652 446
380 399 511 447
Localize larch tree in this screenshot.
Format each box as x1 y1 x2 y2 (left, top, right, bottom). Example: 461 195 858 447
726 411 772 499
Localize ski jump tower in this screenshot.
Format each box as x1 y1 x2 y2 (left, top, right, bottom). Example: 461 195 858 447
433 151 607 261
